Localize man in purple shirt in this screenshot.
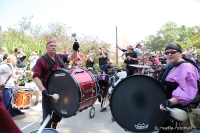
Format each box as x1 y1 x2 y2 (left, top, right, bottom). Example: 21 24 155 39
33 40 79 129
159 43 199 133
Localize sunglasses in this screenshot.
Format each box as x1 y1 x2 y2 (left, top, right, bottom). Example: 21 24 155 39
109 62 113 64
165 51 178 55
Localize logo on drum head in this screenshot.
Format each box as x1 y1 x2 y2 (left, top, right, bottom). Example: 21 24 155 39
55 73 65 77
135 123 149 130
60 110 68 115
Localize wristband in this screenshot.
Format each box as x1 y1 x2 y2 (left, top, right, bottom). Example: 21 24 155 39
42 88 46 92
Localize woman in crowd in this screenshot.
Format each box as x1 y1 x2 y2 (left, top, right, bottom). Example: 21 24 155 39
0 54 25 117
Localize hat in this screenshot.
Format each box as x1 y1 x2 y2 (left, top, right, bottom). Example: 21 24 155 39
47 40 56 45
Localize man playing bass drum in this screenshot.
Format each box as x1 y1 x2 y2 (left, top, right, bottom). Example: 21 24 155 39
33 40 79 129
159 42 200 133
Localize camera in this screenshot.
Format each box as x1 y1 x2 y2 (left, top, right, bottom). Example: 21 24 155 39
159 56 167 64
14 48 18 52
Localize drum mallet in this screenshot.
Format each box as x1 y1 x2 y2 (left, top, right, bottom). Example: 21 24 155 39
48 93 59 100
37 114 51 133
72 32 77 42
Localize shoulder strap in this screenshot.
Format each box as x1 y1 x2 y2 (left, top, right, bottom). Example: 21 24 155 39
159 61 186 83
57 54 68 69
5 64 12 84
42 54 54 72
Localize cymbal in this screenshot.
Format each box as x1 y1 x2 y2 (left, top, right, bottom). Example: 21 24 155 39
129 64 150 68
107 67 121 71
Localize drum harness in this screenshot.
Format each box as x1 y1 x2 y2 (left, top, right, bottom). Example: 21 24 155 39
42 54 68 87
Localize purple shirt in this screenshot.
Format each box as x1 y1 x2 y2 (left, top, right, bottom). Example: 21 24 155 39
165 63 199 106
33 54 68 83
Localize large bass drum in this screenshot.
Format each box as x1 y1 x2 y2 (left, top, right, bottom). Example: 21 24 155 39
46 68 98 118
110 75 169 132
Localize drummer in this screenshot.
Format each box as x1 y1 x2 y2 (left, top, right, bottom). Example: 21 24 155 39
159 42 199 133
33 40 79 129
103 60 120 77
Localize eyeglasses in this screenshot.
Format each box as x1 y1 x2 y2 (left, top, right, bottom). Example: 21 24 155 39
109 62 113 64
165 51 178 55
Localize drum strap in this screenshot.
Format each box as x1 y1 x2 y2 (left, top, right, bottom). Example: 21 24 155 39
5 64 12 84
42 54 68 71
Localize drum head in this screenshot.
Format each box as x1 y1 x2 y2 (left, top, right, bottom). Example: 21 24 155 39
110 75 169 132
46 69 80 118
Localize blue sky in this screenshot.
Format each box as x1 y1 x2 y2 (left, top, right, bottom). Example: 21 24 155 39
1 0 200 46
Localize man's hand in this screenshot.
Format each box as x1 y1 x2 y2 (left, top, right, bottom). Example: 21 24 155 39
73 42 79 51
42 90 49 97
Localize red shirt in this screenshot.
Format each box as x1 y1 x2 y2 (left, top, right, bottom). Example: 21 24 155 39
33 54 68 83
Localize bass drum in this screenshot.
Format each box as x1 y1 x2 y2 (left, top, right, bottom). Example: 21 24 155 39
46 68 98 118
110 75 169 132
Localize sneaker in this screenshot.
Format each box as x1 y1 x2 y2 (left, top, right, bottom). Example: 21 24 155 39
100 108 106 112
34 101 39 106
19 111 25 115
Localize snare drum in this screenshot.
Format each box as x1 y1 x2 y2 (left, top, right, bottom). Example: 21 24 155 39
11 88 33 109
110 75 169 132
97 74 109 88
30 128 59 133
46 68 98 118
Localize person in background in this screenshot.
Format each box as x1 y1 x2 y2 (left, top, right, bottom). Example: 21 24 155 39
98 47 108 72
85 50 95 73
134 43 143 60
1 55 25 117
121 45 137 76
73 51 84 68
2 47 9 61
33 39 79 129
28 50 39 77
15 46 27 83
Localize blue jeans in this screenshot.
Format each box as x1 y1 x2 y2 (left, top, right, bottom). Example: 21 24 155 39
98 64 108 72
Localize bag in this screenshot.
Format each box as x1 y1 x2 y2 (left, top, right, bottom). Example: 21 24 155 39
187 107 200 129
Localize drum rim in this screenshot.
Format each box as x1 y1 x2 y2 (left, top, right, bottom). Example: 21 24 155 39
110 75 169 132
46 68 98 118
46 68 81 118
29 128 59 133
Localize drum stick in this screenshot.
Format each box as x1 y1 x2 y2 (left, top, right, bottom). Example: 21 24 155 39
20 119 40 130
166 107 188 121
37 114 51 133
160 105 188 121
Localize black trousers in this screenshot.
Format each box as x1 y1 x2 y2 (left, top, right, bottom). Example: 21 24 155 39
126 65 135 76
42 96 62 128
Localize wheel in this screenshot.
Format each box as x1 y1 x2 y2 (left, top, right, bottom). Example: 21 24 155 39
89 107 95 118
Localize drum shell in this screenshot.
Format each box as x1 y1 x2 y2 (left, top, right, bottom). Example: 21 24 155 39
97 74 109 88
46 68 97 118
11 88 32 109
110 75 169 132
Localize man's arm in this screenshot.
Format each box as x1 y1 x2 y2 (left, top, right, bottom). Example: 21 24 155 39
33 77 45 91
67 50 78 61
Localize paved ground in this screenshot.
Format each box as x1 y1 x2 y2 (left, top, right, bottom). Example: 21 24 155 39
14 95 130 133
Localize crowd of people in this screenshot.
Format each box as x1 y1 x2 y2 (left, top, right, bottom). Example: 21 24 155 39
0 41 200 133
